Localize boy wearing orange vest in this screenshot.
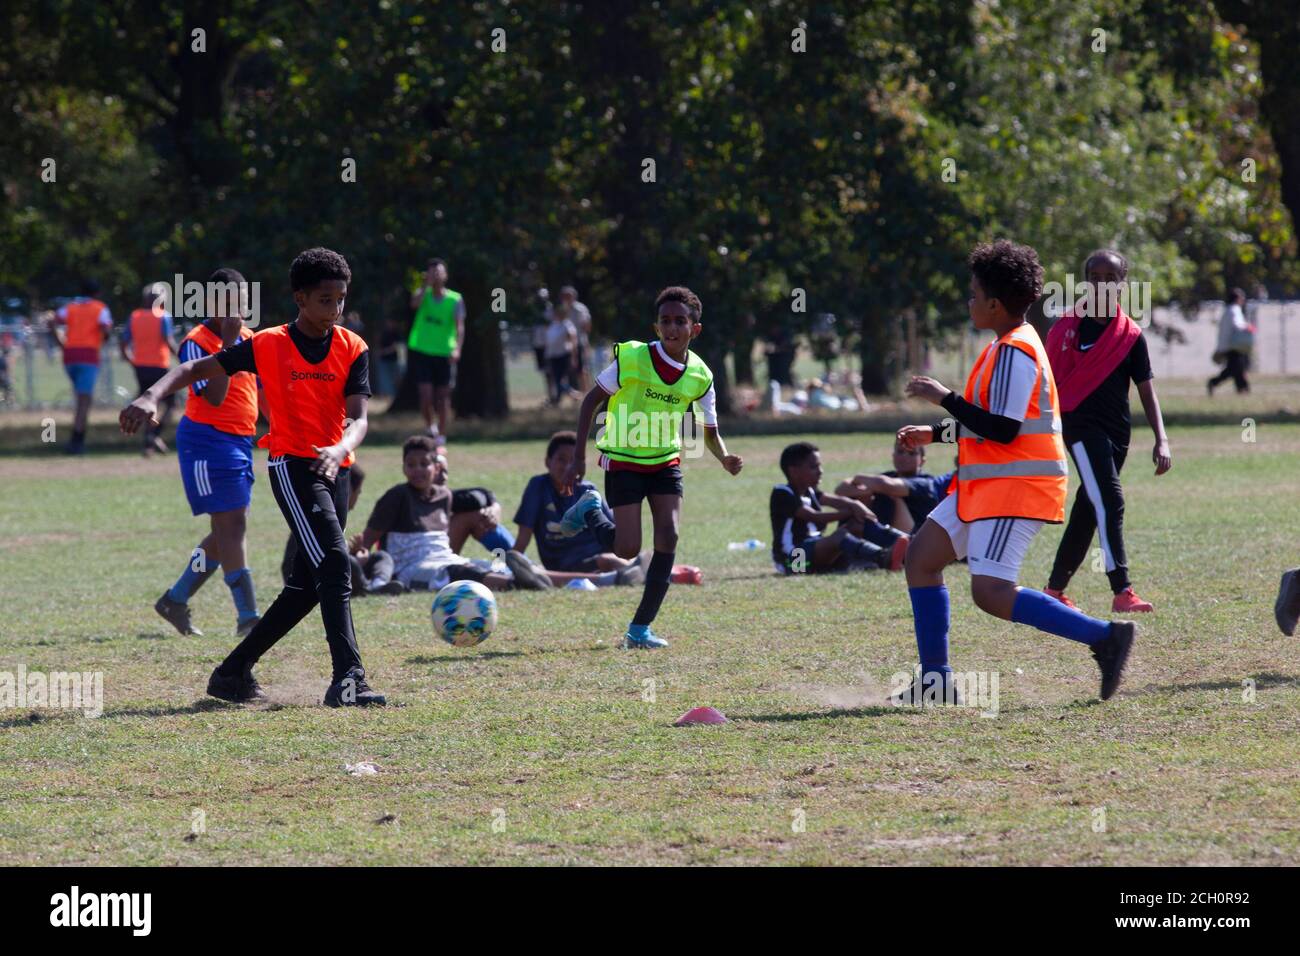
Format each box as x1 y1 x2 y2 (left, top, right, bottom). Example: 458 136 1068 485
896 240 1135 705
121 248 385 707
152 268 265 642
55 278 113 454
120 283 179 455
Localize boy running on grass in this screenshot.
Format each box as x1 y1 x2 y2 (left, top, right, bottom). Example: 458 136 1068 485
153 268 267 640
895 240 1135 705
558 286 742 648
121 247 386 707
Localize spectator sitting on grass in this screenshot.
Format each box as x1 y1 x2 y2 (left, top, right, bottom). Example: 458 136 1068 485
353 435 554 593
771 441 908 576
834 438 955 535
512 431 649 588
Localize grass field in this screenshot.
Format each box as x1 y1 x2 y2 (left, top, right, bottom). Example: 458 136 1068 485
2 419 1299 865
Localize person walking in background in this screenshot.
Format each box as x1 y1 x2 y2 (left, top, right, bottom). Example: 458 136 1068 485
120 283 179 456
54 278 113 455
408 258 464 445
1207 287 1253 395
559 285 592 391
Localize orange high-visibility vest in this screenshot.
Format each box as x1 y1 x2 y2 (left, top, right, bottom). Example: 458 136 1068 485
63 299 108 362
182 323 258 437
954 322 1068 523
253 324 366 468
128 308 171 368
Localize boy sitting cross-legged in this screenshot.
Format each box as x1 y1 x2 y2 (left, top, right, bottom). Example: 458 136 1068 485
772 442 909 575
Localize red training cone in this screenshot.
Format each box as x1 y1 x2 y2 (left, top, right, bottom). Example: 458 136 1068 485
674 706 728 726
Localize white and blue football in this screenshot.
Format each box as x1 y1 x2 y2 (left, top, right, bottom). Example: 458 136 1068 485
431 580 498 647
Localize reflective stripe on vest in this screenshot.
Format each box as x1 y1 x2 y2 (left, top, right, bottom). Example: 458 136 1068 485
253 324 365 467
129 309 171 368
595 340 712 465
182 323 258 436
954 323 1068 522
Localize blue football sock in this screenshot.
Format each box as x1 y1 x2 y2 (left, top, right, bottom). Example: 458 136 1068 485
168 550 217 603
1011 588 1110 645
909 585 951 677
224 568 259 623
478 526 515 554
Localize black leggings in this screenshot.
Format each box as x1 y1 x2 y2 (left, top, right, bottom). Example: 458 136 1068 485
222 455 363 681
1048 429 1131 595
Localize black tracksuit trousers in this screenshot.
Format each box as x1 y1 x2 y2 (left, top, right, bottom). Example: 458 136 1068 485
1048 428 1132 595
220 454 363 681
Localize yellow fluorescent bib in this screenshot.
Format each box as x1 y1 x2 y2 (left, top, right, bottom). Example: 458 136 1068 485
596 341 713 465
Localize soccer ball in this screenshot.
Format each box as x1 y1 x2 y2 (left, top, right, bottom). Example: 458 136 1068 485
431 580 498 647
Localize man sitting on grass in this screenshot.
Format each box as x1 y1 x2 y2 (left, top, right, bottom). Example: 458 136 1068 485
354 435 553 593
512 430 649 587
835 438 955 534
771 441 908 575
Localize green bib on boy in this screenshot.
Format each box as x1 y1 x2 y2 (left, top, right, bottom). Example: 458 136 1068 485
597 340 713 466
408 288 461 357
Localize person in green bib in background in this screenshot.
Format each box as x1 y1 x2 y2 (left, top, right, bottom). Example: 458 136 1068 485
407 258 465 445
558 286 743 649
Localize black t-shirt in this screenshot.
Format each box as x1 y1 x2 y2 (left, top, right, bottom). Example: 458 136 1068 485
1062 318 1152 447
770 484 821 564
216 323 371 397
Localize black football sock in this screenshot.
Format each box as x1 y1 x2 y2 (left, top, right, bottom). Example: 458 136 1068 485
583 508 617 551
631 550 675 627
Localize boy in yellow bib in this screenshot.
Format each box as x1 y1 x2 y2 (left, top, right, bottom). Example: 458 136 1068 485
897 241 1136 704
559 286 743 648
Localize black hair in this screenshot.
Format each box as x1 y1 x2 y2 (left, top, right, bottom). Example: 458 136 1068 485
428 258 447 271
779 441 819 480
546 430 578 460
402 434 440 459
1229 287 1247 304
80 278 100 296
655 285 702 322
969 240 1044 317
290 247 351 292
209 267 247 286
1084 248 1128 279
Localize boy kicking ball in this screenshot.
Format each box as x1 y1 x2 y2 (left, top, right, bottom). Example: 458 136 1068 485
896 240 1135 705
558 286 742 649
121 247 386 708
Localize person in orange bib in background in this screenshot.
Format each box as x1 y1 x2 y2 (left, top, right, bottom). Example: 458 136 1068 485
55 278 113 455
894 240 1136 707
121 248 385 708
152 268 266 642
119 283 180 456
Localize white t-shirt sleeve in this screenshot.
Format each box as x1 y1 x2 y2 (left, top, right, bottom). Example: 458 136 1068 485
987 345 1038 422
595 361 619 394
98 306 113 327
694 383 718 426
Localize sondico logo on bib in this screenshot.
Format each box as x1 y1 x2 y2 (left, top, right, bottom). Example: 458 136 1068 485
50 886 152 936
643 386 681 405
290 370 337 382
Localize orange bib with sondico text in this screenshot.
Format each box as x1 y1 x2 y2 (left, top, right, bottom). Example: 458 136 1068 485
183 323 258 436
954 323 1067 523
254 325 365 468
